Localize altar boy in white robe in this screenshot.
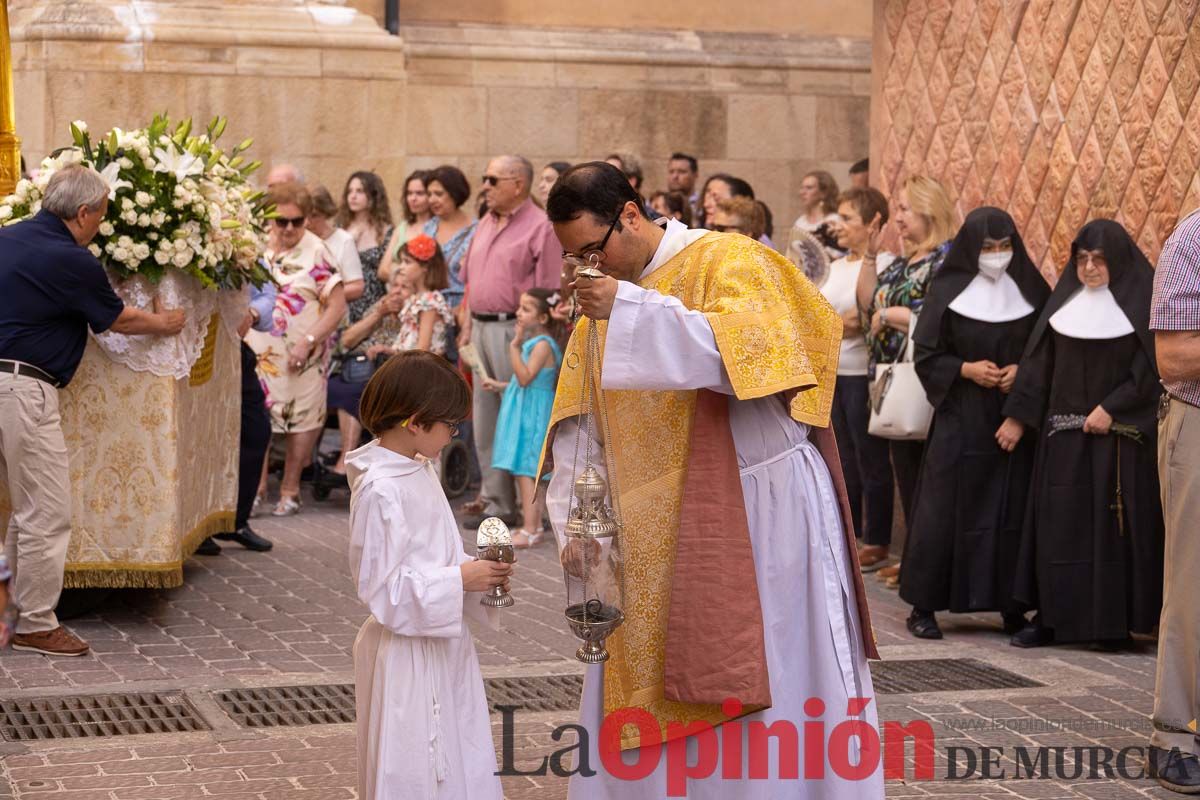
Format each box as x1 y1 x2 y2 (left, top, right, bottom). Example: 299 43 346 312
541 163 882 799
347 350 513 800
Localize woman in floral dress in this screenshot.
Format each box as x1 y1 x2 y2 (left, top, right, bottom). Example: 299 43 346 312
246 182 346 516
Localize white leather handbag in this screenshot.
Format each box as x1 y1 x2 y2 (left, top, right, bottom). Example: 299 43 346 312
868 314 934 441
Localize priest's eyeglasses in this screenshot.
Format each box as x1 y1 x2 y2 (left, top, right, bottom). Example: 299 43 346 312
562 209 622 271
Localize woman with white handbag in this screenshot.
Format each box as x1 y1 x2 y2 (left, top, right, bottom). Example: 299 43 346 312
856 175 958 589
897 207 1051 640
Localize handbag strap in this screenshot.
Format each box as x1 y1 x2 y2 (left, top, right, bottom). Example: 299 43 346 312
901 311 919 363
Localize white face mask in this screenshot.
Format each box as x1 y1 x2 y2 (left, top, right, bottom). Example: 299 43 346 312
977 250 1013 281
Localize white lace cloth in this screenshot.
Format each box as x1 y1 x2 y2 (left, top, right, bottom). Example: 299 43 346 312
92 270 250 379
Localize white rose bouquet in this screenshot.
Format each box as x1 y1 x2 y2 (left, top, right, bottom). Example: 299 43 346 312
1 115 273 291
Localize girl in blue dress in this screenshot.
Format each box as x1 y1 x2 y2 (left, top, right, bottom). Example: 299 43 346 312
484 288 564 548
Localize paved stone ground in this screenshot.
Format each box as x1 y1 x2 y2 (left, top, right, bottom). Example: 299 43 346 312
0 478 1182 799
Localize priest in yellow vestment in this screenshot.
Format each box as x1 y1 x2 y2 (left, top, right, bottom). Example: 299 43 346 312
541 163 882 799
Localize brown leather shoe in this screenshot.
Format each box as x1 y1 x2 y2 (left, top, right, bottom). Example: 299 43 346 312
858 546 891 572
877 562 901 580
12 626 90 657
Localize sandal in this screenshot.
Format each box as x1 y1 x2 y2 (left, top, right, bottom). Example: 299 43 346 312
250 495 264 519
462 498 487 515
512 529 544 549
272 496 301 516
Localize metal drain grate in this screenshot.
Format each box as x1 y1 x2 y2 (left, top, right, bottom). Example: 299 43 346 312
214 684 356 728
486 674 584 713
872 658 1044 694
0 692 207 741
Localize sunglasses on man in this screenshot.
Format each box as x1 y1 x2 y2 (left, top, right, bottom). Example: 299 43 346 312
272 216 306 229
481 175 520 187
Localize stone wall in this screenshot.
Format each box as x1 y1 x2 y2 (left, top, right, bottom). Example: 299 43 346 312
349 0 872 37
13 0 871 231
871 0 1200 277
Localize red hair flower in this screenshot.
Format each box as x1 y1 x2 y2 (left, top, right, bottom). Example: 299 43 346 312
406 234 438 262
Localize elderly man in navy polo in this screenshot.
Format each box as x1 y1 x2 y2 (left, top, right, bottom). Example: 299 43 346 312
0 165 186 657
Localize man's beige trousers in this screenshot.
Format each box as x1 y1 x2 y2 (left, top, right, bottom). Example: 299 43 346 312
1152 397 1200 753
0 371 71 634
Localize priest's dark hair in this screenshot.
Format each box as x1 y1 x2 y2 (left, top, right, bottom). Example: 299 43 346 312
359 350 471 436
546 161 651 227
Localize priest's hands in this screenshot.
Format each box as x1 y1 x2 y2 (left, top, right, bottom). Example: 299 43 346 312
1084 405 1114 435
570 273 619 320
998 364 1018 394
462 559 513 593
995 417 1025 452
962 360 1003 388
560 539 601 579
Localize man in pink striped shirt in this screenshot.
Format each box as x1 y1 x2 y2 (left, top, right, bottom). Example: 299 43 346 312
458 155 563 528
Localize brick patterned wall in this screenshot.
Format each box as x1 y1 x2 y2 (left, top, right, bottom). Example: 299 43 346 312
872 0 1200 279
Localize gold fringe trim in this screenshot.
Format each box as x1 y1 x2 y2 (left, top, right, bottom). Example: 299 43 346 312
63 511 235 589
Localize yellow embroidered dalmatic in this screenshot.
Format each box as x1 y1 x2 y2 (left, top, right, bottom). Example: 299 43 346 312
540 233 842 750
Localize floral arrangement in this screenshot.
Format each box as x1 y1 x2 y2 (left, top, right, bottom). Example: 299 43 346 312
0 115 273 290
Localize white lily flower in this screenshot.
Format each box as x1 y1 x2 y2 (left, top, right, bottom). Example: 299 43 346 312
97 162 132 201
152 145 204 182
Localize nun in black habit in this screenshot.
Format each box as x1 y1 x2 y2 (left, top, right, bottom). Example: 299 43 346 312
900 207 1051 640
1001 219 1163 648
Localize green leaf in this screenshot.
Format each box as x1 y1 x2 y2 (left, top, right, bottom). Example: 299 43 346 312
242 160 263 175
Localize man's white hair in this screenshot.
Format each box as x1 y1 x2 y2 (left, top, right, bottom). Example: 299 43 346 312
498 155 534 192
41 165 108 219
